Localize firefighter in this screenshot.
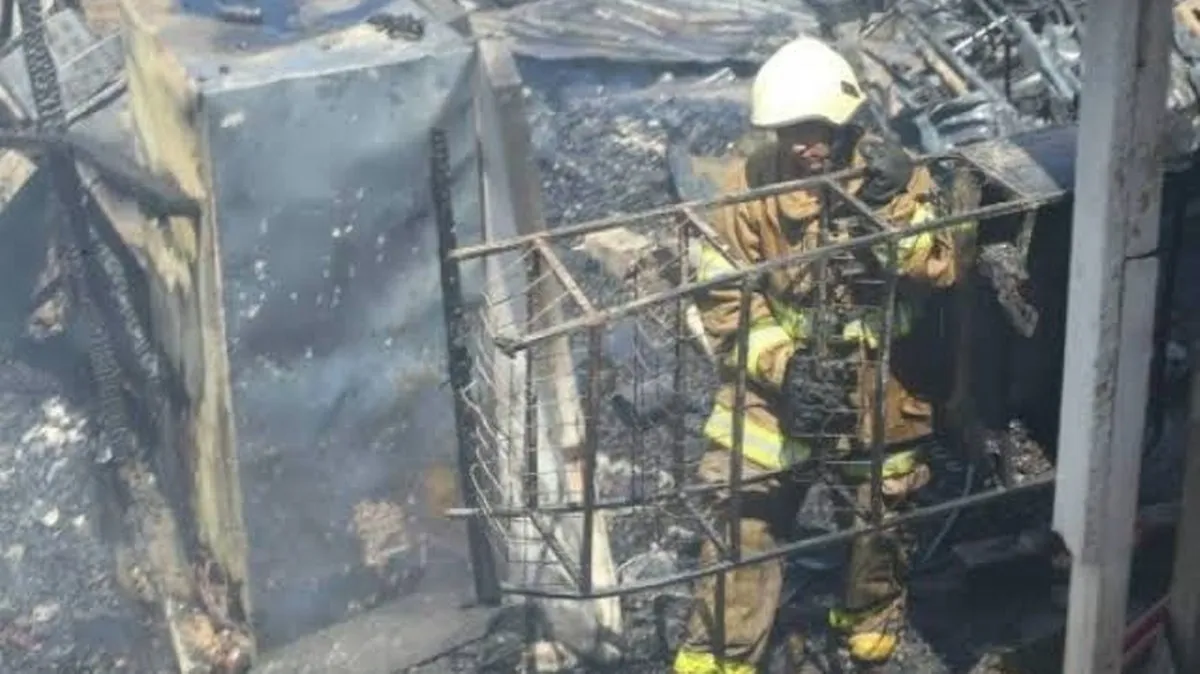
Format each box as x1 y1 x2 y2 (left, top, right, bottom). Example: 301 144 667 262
673 36 960 673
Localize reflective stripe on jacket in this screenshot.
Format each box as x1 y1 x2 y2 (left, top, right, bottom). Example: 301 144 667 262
702 399 810 471
674 649 757 674
697 244 804 381
690 138 955 472
696 234 921 468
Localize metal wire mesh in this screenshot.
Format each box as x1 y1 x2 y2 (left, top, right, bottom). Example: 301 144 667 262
445 149 1065 601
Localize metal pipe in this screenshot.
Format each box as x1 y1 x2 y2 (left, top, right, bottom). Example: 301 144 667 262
533 238 597 315
496 197 1058 354
714 573 727 664
871 242 899 524
446 468 786 518
729 278 754 562
1057 0 1085 38
579 324 603 596
499 473 1057 599
0 129 202 219
682 496 729 559
431 129 501 605
451 153 983 262
975 0 1082 98
817 183 831 359
527 513 586 591
0 0 13 46
524 253 541 512
950 15 1011 54
1009 14 1080 99
1145 162 1192 450
630 265 645 502
671 221 690 489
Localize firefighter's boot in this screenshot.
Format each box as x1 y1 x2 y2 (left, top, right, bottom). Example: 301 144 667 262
829 596 905 665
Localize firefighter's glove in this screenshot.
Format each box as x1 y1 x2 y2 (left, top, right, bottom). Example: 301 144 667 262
857 138 914 207
779 350 854 439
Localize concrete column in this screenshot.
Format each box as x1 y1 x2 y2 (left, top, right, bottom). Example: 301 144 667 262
1051 1 1173 672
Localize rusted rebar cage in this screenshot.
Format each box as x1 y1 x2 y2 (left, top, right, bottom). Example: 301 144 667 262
439 140 1067 606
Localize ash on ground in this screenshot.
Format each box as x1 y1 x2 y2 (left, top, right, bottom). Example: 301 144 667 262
0 343 175 673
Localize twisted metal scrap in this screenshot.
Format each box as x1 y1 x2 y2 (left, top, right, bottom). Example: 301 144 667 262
14 0 135 465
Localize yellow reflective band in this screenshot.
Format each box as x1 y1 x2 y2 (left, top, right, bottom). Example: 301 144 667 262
896 202 975 266
766 297 809 342
829 607 859 630
673 650 758 674
913 202 975 234
875 208 934 269
828 609 900 661
725 323 793 381
910 203 936 225
896 232 935 270
745 324 792 380
876 202 967 272
698 241 809 344
836 449 920 480
703 402 810 471
849 633 898 663
697 243 738 282
895 204 935 260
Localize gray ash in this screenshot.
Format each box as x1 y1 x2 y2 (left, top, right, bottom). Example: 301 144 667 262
519 60 748 224
0 342 175 673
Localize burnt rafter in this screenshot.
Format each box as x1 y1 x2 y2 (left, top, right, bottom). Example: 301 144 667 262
0 126 201 219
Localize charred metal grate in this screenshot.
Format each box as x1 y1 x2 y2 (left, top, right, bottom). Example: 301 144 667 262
438 141 1066 603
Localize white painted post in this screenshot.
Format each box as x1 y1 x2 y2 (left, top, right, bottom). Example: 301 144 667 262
1051 1 1174 673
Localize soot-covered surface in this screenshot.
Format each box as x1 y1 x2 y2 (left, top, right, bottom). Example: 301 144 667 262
405 44 1198 672
0 165 175 671
167 1 488 650
0 352 177 674
4 4 1195 673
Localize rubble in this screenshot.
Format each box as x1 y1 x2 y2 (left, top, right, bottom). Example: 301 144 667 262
419 3 1200 673
0 360 176 672
0 2 1194 674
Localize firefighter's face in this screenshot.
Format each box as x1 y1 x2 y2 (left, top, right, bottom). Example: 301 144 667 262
777 121 835 176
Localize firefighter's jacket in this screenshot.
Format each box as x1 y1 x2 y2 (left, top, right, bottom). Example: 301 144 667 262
694 137 959 474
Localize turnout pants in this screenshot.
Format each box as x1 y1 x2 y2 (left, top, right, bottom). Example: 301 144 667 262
676 384 932 671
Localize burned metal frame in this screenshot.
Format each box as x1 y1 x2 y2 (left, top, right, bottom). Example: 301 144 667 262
0 128 200 219
440 144 1067 604
861 0 1087 149
431 128 503 605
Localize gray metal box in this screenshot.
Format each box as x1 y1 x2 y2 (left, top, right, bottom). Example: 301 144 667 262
122 0 482 649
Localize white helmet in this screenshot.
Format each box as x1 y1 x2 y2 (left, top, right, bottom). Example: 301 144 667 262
751 37 866 129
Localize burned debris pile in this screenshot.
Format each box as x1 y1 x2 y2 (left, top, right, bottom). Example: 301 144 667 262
450 143 1077 673
497 0 1200 218
850 0 1197 156
0 1 1193 673
0 7 182 673
425 1 1200 672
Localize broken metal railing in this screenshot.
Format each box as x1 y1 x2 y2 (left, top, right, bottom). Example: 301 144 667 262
438 139 1067 606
